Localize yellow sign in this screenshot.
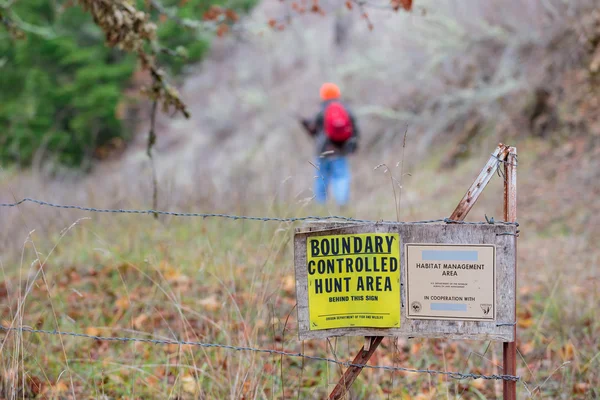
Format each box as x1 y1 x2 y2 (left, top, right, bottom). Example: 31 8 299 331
306 233 401 330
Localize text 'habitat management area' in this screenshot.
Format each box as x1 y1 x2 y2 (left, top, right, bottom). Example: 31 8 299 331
306 233 401 330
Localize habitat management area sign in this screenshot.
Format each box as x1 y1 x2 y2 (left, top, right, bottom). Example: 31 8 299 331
406 244 495 321
305 233 401 330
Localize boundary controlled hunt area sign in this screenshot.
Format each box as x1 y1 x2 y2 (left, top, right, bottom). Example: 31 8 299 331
306 233 401 330
294 223 517 342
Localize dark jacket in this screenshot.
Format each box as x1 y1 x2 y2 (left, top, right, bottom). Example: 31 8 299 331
302 100 360 157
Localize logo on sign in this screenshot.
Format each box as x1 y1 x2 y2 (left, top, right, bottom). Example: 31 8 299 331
480 304 492 315
411 302 422 313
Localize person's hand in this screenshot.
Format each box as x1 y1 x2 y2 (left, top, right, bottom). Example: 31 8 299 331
300 118 316 135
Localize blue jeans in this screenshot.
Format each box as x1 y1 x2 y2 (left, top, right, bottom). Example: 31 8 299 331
314 157 351 206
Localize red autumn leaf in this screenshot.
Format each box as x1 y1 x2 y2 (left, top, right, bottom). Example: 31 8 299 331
225 9 239 22
28 376 43 395
391 0 412 11
203 5 222 21
268 19 277 28
573 383 590 394
345 0 353 9
216 23 229 37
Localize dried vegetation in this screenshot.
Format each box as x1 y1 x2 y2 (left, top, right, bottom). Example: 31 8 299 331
1 0 600 398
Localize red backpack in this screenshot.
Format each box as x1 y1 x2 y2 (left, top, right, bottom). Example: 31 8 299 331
323 102 353 143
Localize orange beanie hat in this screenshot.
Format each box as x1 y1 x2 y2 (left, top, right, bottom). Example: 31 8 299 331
320 83 341 101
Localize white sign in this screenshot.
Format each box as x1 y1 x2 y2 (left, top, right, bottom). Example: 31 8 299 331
406 244 496 321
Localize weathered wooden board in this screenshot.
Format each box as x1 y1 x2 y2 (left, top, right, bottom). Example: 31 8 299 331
294 222 516 342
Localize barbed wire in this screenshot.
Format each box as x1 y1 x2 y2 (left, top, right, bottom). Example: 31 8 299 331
0 197 520 383
0 324 520 382
0 198 519 226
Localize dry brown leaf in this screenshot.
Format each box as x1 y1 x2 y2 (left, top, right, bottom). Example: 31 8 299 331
570 285 586 295
115 295 130 311
108 373 125 384
573 382 590 394
590 46 600 73
518 318 534 329
559 341 575 361
199 295 220 312
282 275 295 293
410 341 422 355
182 375 198 394
46 381 68 395
519 341 535 355
146 375 160 387
517 308 534 328
519 318 534 329
413 388 436 400
519 286 531 295
164 269 182 281
133 314 148 329
263 363 275 374
85 327 101 336
242 380 253 395
471 378 486 391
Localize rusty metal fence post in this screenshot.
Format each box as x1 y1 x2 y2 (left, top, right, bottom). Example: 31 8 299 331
503 147 518 400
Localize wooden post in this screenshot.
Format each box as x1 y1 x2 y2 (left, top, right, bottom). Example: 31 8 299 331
503 147 518 400
449 143 510 221
328 337 383 400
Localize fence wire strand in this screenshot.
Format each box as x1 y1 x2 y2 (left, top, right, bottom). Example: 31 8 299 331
0 196 521 385
0 198 519 226
0 325 520 382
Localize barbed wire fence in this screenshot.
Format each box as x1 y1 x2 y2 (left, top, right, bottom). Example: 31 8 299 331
0 325 519 382
0 198 519 226
0 197 523 395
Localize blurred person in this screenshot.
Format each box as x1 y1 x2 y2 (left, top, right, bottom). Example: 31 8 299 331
300 83 360 208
